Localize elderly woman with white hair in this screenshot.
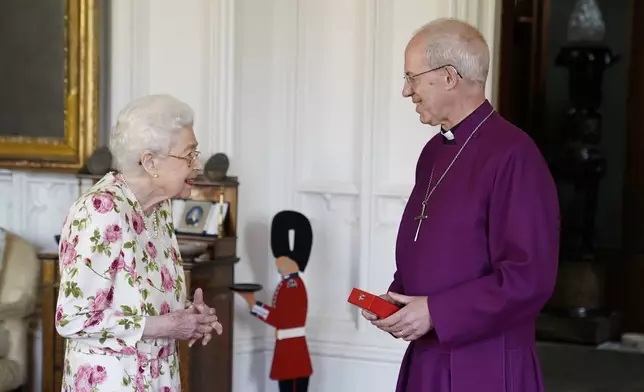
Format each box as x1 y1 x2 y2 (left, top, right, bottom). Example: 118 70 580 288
55 94 222 391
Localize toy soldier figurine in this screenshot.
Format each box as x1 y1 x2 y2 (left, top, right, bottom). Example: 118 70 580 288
235 210 313 392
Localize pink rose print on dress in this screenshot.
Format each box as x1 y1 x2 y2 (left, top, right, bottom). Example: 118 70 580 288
137 352 148 378
83 311 104 328
160 301 170 315
121 346 137 355
104 224 123 243
125 263 138 281
90 287 114 312
135 374 145 392
83 288 114 327
170 247 180 265
91 193 115 214
131 211 145 234
162 387 172 392
160 266 174 292
59 241 77 267
108 251 126 279
73 363 107 392
146 241 158 259
55 305 63 323
150 358 161 379
73 364 93 392
90 365 108 384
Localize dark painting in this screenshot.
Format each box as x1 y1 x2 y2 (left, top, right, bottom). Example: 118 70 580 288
0 0 65 139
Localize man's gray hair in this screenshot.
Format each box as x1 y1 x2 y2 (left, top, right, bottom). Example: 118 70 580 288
109 94 194 172
415 18 489 86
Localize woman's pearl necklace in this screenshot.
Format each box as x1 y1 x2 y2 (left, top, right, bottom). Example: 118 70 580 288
118 173 160 239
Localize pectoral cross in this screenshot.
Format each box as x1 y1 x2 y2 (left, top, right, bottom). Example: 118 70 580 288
413 201 428 242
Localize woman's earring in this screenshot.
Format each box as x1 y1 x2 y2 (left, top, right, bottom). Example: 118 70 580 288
153 173 159 178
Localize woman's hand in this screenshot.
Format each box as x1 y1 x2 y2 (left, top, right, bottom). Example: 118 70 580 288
143 306 218 342
163 308 219 341
142 288 223 343
186 288 224 347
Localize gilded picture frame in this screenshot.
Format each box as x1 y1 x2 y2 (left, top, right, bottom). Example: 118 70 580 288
0 0 99 172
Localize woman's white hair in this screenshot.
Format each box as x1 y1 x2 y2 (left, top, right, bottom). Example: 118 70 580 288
415 18 489 86
109 94 194 172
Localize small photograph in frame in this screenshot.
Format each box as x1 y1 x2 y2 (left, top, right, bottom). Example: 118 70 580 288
176 200 213 234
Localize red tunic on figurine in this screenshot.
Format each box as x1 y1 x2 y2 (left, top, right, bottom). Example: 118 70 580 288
251 272 312 381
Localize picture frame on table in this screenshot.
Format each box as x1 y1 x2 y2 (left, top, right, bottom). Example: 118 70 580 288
173 199 230 236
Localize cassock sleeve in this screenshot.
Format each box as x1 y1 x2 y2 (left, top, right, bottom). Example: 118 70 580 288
426 138 559 347
387 270 404 294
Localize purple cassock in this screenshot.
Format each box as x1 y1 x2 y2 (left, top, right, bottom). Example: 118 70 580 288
389 100 560 392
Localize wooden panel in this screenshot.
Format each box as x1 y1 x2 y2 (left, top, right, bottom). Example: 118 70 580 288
39 254 58 392
179 269 192 392
188 262 234 389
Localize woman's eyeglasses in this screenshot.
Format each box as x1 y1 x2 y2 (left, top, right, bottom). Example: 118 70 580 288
138 150 201 167
166 150 201 166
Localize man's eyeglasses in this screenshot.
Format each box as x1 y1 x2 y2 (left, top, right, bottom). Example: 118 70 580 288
404 64 463 85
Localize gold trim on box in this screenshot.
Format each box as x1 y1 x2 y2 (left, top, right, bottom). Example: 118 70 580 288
0 0 99 172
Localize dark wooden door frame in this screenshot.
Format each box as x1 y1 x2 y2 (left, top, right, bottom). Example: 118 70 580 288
621 0 644 332
496 0 551 146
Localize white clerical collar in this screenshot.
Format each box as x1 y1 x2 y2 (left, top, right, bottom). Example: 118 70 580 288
441 129 455 141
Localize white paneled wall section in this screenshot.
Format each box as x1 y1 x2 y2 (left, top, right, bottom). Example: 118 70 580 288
0 1 500 391
233 0 501 391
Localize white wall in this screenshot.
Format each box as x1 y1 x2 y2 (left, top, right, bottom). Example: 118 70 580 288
231 1 501 390
0 1 501 391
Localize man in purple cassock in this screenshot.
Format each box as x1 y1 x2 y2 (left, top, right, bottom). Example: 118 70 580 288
362 18 560 392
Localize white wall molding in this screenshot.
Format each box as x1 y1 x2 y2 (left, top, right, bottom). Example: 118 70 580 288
242 335 406 364
0 171 82 252
0 171 21 234
357 0 378 331
296 182 360 196
233 336 271 355
108 0 150 125
291 0 369 198
268 0 299 210
449 0 502 104
129 0 151 100
201 0 236 158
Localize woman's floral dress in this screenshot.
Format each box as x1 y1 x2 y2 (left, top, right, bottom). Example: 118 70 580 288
55 172 186 392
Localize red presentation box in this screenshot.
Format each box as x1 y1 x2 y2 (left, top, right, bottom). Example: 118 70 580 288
347 288 401 319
